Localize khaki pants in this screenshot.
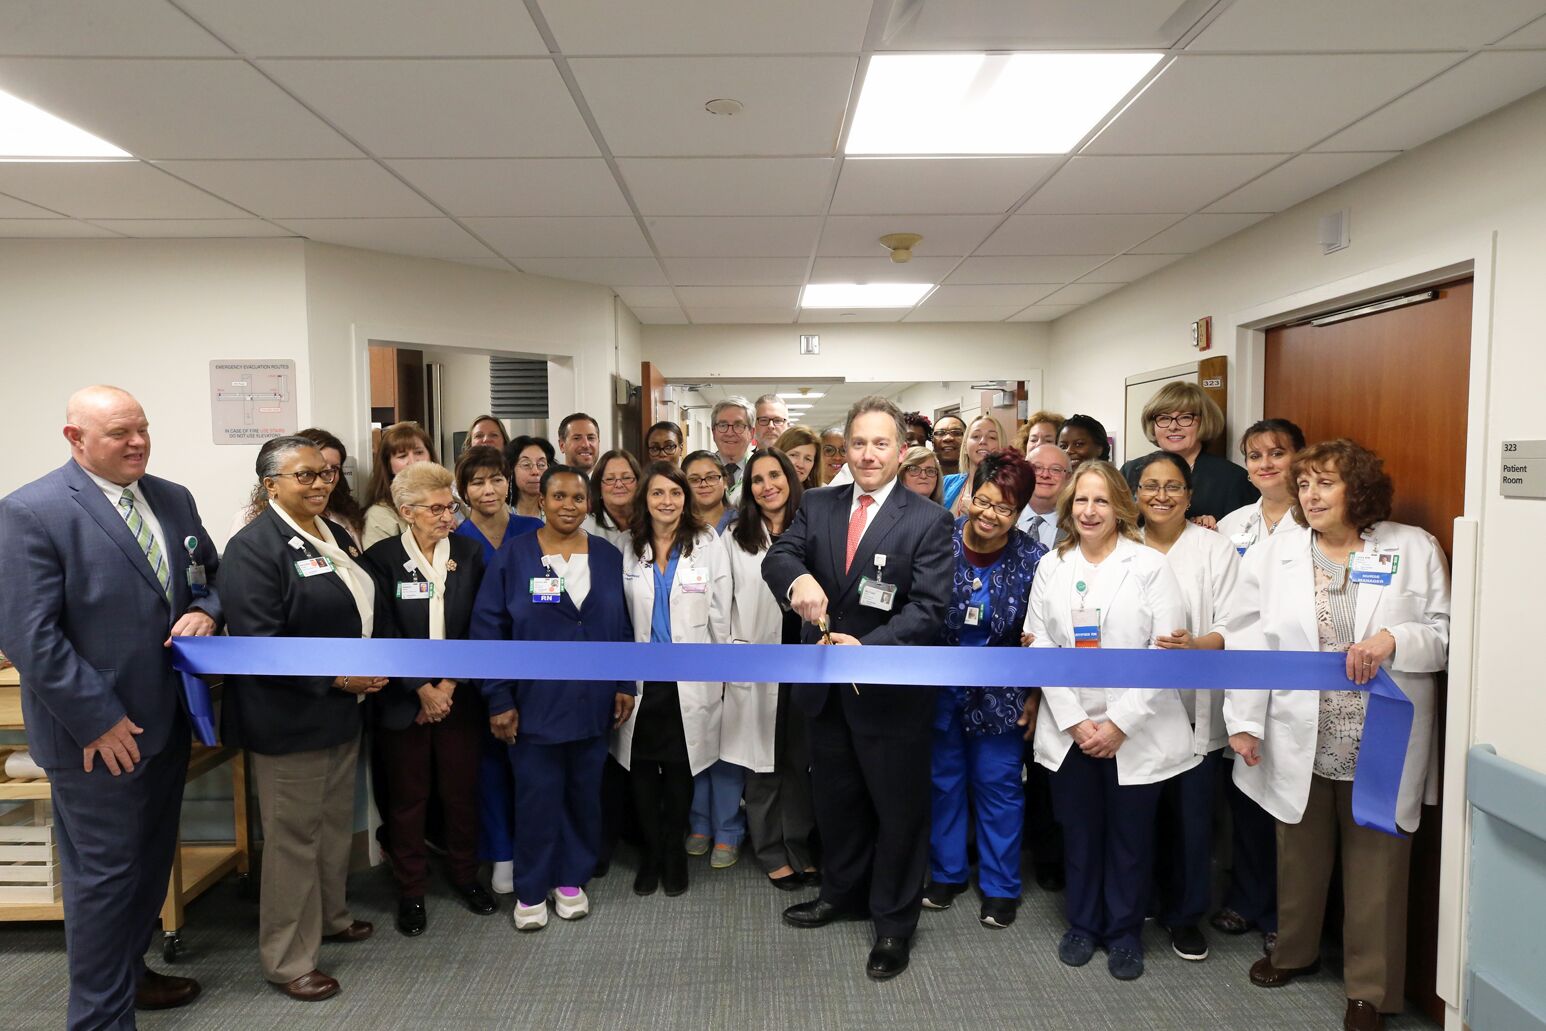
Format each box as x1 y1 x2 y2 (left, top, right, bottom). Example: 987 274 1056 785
1274 774 1412 1012
251 738 359 984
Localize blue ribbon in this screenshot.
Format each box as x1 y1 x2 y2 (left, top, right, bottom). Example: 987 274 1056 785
172 637 1412 836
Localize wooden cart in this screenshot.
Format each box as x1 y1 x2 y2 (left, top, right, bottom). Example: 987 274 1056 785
0 667 251 961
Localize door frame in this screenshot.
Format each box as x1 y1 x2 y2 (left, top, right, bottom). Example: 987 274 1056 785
1221 233 1496 1031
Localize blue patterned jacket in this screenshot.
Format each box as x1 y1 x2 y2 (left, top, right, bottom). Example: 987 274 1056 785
938 519 1047 736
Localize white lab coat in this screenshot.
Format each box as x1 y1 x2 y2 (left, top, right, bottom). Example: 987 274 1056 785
1222 520 1450 832
1028 535 1203 785
1152 521 1243 754
1216 499 1291 557
720 533 784 773
614 530 732 775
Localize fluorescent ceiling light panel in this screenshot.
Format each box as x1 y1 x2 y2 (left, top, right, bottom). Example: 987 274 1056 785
801 283 933 309
0 90 131 160
846 53 1162 155
776 391 825 399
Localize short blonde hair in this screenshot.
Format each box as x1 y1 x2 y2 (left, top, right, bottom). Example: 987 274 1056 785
899 446 944 504
391 460 454 511
1055 460 1142 555
1141 381 1224 444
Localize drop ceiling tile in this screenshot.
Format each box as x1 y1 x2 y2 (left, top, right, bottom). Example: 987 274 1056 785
830 158 1059 215
570 57 856 157
0 1 230 56
1500 14 1546 44
1318 51 1546 152
925 284 1061 307
274 218 497 259
1205 152 1397 213
1087 54 1456 155
1008 305 1082 322
1036 282 1125 305
976 213 1182 256
0 192 60 217
879 0 1209 50
0 162 249 218
159 160 439 218
619 158 834 216
517 257 668 286
1189 0 1546 50
818 215 1001 257
809 256 959 284
902 305 1020 322
797 308 905 323
0 58 359 158
614 287 681 308
690 307 800 324
1132 212 1269 253
388 159 630 217
87 219 293 237
676 286 799 307
1020 155 1280 214
631 307 691 325
664 258 809 286
542 0 872 55
462 217 652 258
946 255 1106 284
644 216 822 257
447 256 517 271
259 59 598 158
176 0 547 56
0 219 121 238
1077 253 1186 282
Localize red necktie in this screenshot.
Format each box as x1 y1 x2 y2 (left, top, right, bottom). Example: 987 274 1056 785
845 494 874 573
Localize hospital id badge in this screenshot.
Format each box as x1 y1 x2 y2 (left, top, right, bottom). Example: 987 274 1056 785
530 576 564 603
1230 532 1254 557
1349 550 1398 586
294 556 334 578
397 580 433 600
964 604 983 627
858 577 896 611
1072 607 1101 648
679 569 708 594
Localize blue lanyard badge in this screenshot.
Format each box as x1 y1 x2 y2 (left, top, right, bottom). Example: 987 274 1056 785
530 576 563 603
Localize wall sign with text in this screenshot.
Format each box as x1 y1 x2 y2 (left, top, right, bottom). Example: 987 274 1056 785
209 359 298 445
1500 440 1546 499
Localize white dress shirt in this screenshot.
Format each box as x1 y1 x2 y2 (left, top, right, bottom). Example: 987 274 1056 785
85 468 169 563
1016 504 1059 550
848 474 898 547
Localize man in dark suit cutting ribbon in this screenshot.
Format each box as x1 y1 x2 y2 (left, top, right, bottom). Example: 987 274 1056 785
0 386 222 1030
762 394 953 981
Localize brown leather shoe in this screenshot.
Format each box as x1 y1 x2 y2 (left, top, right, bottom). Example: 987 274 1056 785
322 919 373 943
276 970 339 1001
1344 1000 1384 1031
1249 955 1321 987
135 969 201 1010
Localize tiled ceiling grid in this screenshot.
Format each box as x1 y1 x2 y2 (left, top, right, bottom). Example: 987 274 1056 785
1 0 1545 324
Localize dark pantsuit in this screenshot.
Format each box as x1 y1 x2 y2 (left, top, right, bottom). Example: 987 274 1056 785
1156 748 1220 927
510 735 607 905
1022 742 1064 869
743 684 816 875
1050 747 1164 954
808 688 933 939
50 728 190 1031
631 758 693 874
1223 768 1278 931
476 729 514 863
379 687 483 895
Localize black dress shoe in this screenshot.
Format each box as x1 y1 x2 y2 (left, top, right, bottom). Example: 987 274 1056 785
769 872 804 892
633 862 660 896
782 898 865 929
865 936 911 981
136 970 201 1010
396 897 427 937
454 882 498 916
662 853 689 897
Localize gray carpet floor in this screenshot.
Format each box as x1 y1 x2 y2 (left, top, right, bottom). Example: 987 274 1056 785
0 853 1440 1030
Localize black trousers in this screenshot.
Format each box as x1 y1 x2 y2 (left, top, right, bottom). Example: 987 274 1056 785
806 687 933 940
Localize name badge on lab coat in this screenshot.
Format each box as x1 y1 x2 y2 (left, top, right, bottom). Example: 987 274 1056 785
1072 607 1101 648
397 580 433 600
858 577 896 611
1230 531 1255 557
679 569 709 594
1349 549 1398 586
294 556 335 578
530 576 564 603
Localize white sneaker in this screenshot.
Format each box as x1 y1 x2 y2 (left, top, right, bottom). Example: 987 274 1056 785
491 861 514 895
512 899 548 931
551 887 589 921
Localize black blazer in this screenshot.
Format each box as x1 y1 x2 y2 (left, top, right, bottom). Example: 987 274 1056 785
762 480 953 739
218 506 374 755
362 533 486 731
1121 449 1259 522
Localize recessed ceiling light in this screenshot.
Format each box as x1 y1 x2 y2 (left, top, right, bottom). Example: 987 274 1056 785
801 283 933 309
776 392 825 399
846 52 1163 155
0 89 131 160
704 98 745 117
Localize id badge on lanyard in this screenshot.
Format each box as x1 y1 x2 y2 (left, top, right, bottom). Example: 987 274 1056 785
397 580 433 600
530 576 563 604
1349 548 1398 586
859 554 896 611
1072 577 1100 647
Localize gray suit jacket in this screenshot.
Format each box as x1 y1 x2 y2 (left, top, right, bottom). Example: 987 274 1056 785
0 460 223 768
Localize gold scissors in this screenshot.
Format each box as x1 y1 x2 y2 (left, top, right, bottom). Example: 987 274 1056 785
815 615 859 694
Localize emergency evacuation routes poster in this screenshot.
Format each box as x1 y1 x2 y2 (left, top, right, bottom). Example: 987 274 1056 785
209 359 298 445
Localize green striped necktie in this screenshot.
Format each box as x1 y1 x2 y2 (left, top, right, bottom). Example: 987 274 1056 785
119 488 172 600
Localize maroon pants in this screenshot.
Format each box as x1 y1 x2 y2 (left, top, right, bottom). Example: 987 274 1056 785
379 684 483 896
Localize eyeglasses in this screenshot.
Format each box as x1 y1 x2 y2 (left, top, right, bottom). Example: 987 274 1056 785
1153 413 1198 429
969 495 1017 518
515 459 547 472
755 416 788 428
687 473 723 488
712 421 750 435
1138 481 1189 496
903 466 939 480
821 444 844 457
1030 463 1069 477
408 503 457 517
646 442 681 456
601 475 637 488
271 468 338 486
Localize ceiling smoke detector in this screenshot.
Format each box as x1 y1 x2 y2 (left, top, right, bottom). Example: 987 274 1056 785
880 232 923 263
704 98 744 116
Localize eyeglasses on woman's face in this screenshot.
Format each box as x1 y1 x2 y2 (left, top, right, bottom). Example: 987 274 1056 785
968 494 1017 518
271 468 339 486
686 473 723 488
1137 480 1188 497
601 474 637 488
407 502 456 517
903 465 939 481
646 441 681 456
1153 412 1198 429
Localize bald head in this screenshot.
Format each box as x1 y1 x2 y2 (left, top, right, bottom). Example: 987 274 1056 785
64 386 151 486
1026 442 1071 512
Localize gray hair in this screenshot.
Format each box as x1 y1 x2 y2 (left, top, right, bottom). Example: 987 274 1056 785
256 435 320 481
843 395 907 445
711 396 753 426
391 460 454 510
753 393 787 412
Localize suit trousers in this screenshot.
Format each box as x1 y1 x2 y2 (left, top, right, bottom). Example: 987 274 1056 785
1155 748 1220 928
379 693 482 896
807 686 933 940
50 727 190 1031
510 735 607 905
1022 741 1064 869
743 684 817 875
1222 764 1279 931
930 699 1025 899
1273 774 1412 1012
251 738 359 984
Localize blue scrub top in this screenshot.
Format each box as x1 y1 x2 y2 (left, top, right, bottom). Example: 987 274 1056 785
942 472 967 510
958 568 994 648
454 513 543 565
649 548 680 644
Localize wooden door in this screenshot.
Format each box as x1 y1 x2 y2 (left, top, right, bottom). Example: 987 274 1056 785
640 361 670 445
1264 277 1472 1023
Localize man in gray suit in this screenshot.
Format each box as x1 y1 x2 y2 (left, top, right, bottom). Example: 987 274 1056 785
0 386 222 1030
